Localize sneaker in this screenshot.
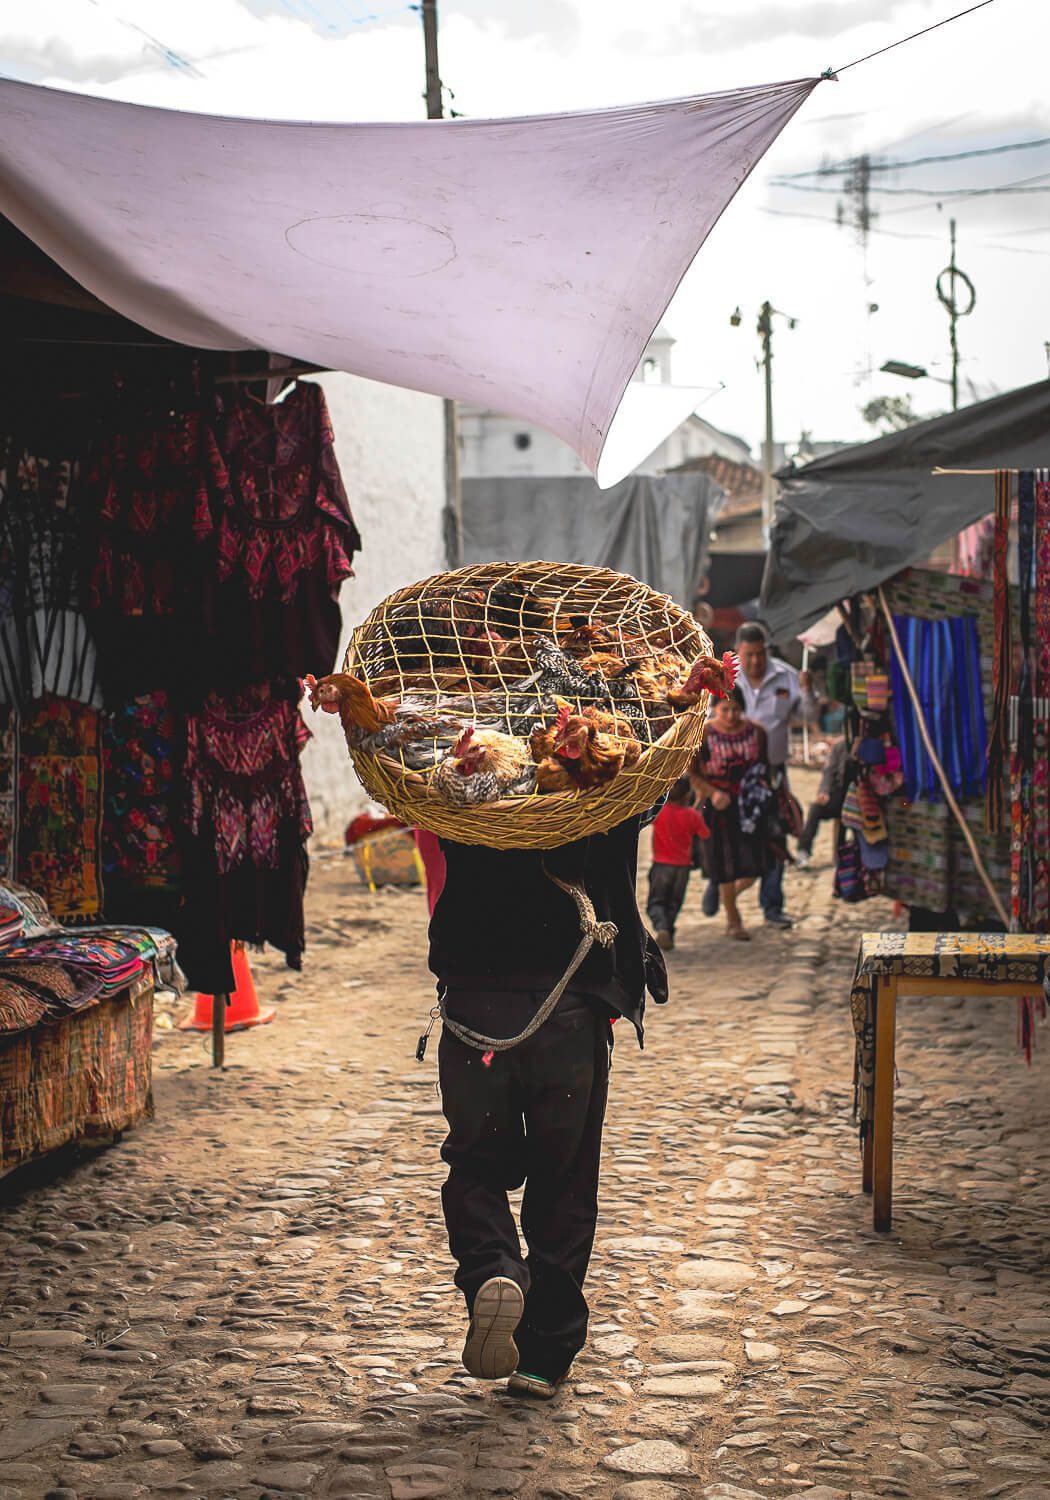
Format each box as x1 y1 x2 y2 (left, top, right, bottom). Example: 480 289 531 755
795 849 812 869
764 911 794 929
655 928 674 951
462 1277 524 1380
507 1368 569 1400
701 881 720 918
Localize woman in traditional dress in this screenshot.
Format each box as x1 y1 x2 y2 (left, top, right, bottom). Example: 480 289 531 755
692 686 770 941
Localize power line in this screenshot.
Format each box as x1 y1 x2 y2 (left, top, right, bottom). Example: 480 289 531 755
828 0 997 76
760 204 1050 256
773 170 1050 200
85 0 204 77
777 134 1050 181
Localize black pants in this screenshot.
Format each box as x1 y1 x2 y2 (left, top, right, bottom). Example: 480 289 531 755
798 800 837 854
438 991 611 1382
646 863 690 936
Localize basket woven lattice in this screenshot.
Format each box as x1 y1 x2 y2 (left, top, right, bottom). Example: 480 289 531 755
341 561 713 850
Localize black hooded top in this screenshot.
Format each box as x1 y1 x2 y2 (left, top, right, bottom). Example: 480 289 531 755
428 815 668 1046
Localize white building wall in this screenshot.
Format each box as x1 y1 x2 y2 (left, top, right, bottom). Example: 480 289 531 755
460 326 752 481
302 373 446 841
459 408 588 479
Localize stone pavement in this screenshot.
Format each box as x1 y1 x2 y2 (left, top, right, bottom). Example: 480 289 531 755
1 783 1048 1500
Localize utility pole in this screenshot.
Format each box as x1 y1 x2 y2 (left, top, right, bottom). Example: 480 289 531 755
758 301 774 533
420 0 464 567
936 218 975 413
733 301 794 532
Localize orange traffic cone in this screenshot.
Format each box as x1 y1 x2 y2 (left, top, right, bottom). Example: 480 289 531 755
179 943 276 1032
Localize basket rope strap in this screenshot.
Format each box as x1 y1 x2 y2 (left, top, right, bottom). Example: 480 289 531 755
437 865 618 1054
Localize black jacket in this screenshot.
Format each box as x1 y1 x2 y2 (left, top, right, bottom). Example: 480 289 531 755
428 817 668 1046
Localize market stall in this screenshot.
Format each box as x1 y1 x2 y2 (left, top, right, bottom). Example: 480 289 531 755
759 395 1050 1222
0 217 362 1146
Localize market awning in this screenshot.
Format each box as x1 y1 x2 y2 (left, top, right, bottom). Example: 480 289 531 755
760 380 1050 640
0 75 817 486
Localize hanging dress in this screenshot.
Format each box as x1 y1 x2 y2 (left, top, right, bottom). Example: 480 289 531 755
178 690 313 991
205 381 361 686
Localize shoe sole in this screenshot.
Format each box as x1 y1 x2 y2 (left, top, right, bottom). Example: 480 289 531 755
462 1277 524 1380
507 1371 562 1400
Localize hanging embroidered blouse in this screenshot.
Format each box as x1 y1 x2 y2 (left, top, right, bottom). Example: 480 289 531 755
183 691 313 971
186 694 312 874
211 381 360 603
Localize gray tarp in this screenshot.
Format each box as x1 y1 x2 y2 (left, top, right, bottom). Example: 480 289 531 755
461 473 724 609
760 379 1050 640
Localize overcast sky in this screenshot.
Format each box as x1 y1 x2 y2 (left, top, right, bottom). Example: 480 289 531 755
2 0 1047 455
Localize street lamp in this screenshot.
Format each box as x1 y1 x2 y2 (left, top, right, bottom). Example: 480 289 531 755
880 360 954 389
880 360 927 381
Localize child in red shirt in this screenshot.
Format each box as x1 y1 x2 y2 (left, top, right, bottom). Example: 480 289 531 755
647 777 710 951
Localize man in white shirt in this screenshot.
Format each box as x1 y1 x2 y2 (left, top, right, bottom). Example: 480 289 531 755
734 623 817 928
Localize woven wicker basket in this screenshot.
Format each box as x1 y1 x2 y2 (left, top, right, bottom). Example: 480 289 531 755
342 561 712 850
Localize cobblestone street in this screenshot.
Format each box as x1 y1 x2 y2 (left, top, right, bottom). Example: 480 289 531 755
1 790 1048 1500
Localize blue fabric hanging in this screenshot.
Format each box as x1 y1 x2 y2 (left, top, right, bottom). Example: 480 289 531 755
890 613 987 803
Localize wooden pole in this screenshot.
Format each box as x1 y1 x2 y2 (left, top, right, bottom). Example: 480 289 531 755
420 0 463 567
212 992 226 1069
872 976 897 1232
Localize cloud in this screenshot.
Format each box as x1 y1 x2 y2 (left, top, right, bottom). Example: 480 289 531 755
445 0 579 46
617 0 920 58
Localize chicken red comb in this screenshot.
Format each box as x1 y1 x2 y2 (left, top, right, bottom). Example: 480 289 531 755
722 651 739 691
452 726 476 757
552 701 573 738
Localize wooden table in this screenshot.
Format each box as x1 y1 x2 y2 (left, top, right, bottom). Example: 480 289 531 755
850 932 1050 1232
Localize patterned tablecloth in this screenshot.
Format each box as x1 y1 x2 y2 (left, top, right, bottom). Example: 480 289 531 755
851 932 1050 1137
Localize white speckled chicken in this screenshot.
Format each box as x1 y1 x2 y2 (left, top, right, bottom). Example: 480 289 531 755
432 727 537 805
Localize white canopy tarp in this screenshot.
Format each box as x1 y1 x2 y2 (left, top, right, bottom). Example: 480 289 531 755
0 75 817 485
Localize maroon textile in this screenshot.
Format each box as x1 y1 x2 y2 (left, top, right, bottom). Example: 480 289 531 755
212 382 360 603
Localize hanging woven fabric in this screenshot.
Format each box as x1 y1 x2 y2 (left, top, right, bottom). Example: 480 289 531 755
985 468 1012 833
1011 471 1036 928
1032 470 1050 932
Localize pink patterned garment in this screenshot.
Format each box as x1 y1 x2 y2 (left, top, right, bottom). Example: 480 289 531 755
211 382 360 604
186 696 313 875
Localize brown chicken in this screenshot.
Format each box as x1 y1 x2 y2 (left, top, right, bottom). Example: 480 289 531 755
578 650 629 678
528 699 574 764
304 673 463 766
532 703 641 792
305 672 394 737
665 651 739 706
557 619 622 656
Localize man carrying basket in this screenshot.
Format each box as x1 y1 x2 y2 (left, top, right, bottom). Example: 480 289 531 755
309 560 729 1399
428 815 667 1397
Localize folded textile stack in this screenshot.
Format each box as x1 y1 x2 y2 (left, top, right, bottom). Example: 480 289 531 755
0 957 102 1019
69 925 185 997
0 882 60 939
5 935 145 996
0 972 48 1034
0 900 23 949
